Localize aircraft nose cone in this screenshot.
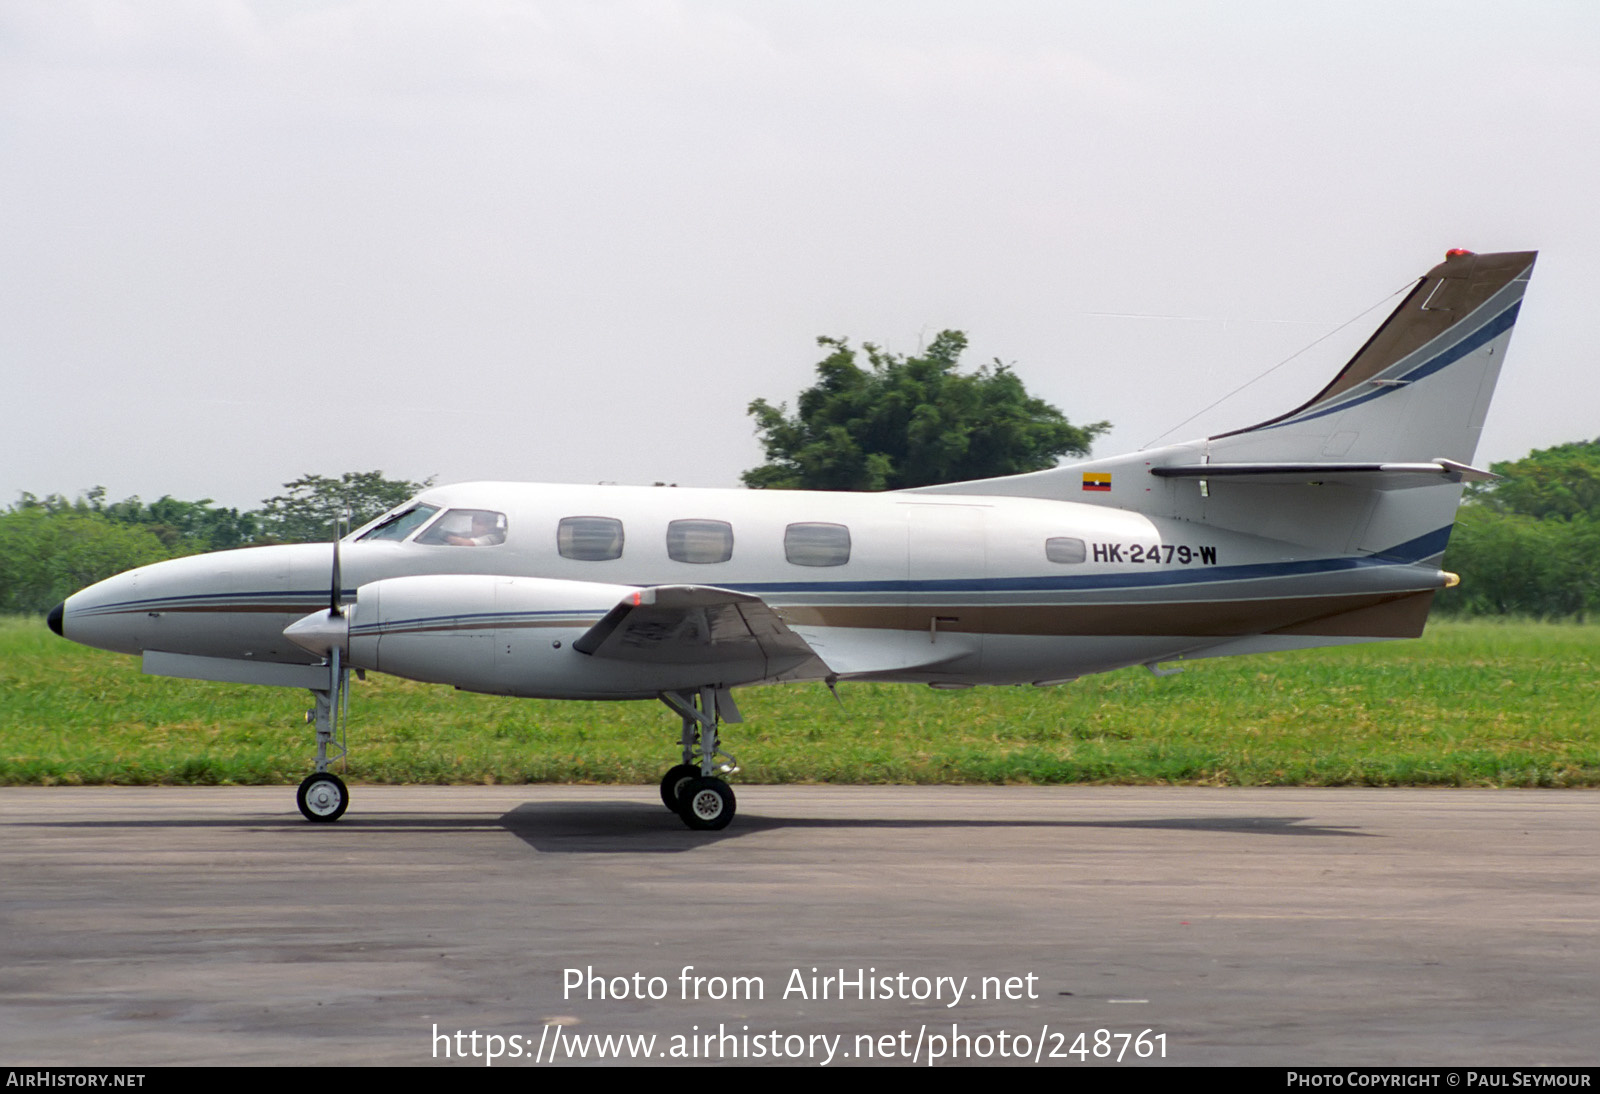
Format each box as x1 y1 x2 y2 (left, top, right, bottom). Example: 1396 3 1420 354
47 602 64 637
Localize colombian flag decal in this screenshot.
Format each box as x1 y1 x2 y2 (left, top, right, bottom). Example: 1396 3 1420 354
1082 473 1111 492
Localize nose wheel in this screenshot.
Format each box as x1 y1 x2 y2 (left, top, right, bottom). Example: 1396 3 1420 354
297 772 349 822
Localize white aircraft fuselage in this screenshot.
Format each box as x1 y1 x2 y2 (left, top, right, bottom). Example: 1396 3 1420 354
49 248 1537 828
59 480 1447 700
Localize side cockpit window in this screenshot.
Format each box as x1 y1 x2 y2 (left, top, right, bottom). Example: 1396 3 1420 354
558 516 625 561
356 504 441 542
415 509 508 547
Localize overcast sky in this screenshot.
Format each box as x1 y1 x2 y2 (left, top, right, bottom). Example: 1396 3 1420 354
4 0 1596 512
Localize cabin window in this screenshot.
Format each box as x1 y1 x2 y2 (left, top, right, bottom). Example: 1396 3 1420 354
784 522 851 567
558 516 625 561
356 504 441 542
415 509 508 547
666 519 733 564
1046 537 1086 564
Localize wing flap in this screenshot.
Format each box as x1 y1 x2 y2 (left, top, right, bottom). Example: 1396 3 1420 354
574 584 831 682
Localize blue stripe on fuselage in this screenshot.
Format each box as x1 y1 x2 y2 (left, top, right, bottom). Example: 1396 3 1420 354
74 529 1451 616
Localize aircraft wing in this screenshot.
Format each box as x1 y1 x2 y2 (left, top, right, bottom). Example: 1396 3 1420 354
573 584 832 683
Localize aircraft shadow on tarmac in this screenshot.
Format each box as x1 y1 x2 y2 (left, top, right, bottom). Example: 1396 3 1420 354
492 800 1377 854
13 799 1375 855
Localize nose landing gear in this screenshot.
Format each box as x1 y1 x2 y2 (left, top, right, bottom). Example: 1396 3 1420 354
297 649 351 823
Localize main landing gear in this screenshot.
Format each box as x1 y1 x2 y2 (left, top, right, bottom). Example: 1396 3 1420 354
657 686 740 831
297 649 351 823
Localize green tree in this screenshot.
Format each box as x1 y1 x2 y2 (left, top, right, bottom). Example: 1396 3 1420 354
1435 439 1600 618
255 471 433 544
743 331 1109 491
12 487 258 552
1438 508 1600 619
99 493 259 550
0 507 175 613
1467 439 1600 521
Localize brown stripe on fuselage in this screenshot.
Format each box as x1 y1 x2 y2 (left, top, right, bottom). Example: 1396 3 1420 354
1264 589 1435 638
779 590 1435 638
112 592 1437 641
366 617 598 636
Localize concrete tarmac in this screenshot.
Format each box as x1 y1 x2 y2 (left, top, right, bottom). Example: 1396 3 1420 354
1 785 1595 1067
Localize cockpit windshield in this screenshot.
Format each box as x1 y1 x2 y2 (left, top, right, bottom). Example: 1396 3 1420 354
356 504 440 542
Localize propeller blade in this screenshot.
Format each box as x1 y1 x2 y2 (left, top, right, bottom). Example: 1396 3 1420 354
330 525 343 618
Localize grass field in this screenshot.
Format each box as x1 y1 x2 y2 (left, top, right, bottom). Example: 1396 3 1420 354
2 615 1597 787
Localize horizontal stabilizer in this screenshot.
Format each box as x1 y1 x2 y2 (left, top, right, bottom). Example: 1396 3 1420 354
1150 458 1497 488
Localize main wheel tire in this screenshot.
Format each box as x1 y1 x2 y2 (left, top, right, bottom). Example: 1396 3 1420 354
679 776 736 831
296 772 349 823
659 764 701 812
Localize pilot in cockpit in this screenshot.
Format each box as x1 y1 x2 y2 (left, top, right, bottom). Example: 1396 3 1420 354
442 511 506 547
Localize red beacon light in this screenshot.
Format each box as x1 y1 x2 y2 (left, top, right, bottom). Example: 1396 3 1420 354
1445 248 1476 258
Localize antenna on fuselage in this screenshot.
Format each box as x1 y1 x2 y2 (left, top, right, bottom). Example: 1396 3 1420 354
824 675 846 714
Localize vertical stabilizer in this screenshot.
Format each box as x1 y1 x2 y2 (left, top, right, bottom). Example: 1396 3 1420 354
916 250 1535 564
1208 248 1534 467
